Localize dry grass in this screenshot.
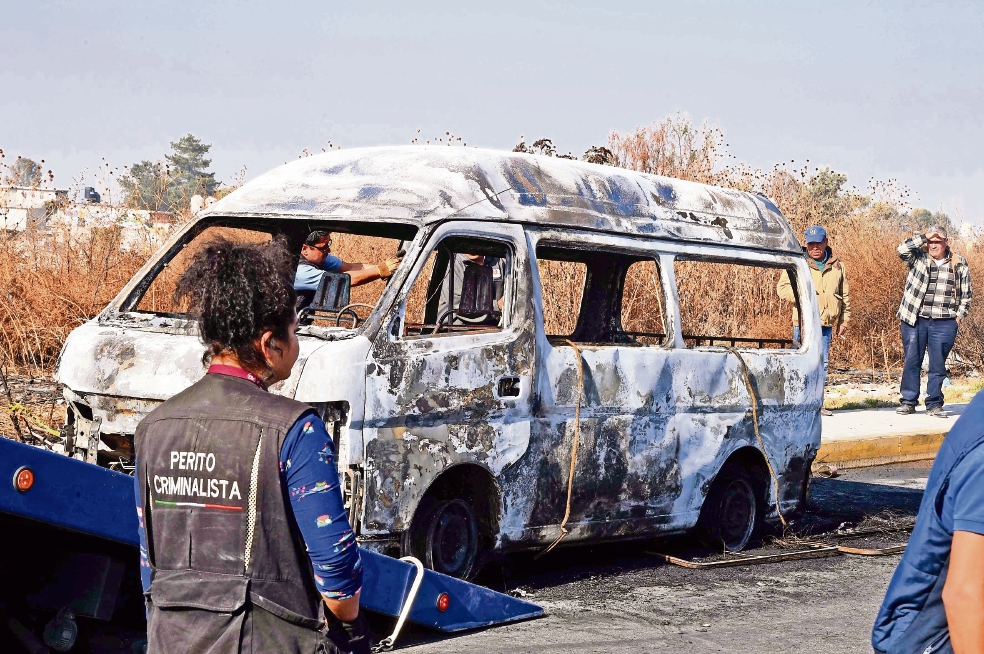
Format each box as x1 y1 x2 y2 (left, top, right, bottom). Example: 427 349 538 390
3 113 983 379
822 376 984 411
537 259 586 337
5 216 982 378
0 225 155 374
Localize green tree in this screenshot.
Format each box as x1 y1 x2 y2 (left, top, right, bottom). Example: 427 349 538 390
118 161 170 212
119 134 217 212
5 157 43 187
166 134 218 206
803 168 850 221
907 207 954 234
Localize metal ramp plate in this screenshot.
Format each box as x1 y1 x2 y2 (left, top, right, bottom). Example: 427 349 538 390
360 550 542 632
1 439 543 633
0 438 139 545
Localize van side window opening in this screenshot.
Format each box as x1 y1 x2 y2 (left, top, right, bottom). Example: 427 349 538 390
402 236 510 338
535 245 667 346
305 232 403 327
536 258 586 339
620 259 668 346
673 258 799 349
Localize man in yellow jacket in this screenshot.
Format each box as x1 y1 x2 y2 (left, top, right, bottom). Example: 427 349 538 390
778 226 851 412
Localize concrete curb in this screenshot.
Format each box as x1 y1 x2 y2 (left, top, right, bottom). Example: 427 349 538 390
816 431 948 470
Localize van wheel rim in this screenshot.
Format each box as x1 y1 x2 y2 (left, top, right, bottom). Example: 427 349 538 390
719 479 756 551
426 500 478 578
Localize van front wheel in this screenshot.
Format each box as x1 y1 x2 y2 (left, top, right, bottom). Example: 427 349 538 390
697 462 759 552
408 497 480 580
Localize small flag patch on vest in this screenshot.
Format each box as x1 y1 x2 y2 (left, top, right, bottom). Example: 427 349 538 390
154 500 243 511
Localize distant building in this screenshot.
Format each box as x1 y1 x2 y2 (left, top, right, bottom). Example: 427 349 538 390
0 185 69 231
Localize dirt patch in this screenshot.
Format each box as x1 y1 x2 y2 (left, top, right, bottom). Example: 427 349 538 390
824 371 983 411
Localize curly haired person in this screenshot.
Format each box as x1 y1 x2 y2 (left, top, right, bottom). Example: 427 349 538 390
133 237 370 654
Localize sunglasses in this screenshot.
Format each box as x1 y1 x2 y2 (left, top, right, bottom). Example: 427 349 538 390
308 240 332 252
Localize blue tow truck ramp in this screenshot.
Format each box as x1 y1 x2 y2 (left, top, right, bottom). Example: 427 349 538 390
0 437 542 650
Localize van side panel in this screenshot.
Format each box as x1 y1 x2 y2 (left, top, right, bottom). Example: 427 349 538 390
494 229 822 548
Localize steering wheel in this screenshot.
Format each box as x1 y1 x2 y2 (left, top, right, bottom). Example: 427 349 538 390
334 303 376 328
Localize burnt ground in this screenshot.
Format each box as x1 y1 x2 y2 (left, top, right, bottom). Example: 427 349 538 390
372 462 931 653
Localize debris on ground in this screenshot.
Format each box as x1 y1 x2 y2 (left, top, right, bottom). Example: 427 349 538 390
0 367 66 445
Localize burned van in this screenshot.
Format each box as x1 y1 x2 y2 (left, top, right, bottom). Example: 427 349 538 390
56 147 823 578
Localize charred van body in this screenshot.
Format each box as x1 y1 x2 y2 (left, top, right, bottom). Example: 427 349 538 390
56 147 823 578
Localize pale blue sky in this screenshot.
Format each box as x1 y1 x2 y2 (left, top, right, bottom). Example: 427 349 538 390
3 1 982 221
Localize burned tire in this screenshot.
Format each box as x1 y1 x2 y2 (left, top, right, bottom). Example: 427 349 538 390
696 462 760 552
407 497 480 580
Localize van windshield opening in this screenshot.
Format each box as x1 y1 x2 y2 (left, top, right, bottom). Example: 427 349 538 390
120 219 416 330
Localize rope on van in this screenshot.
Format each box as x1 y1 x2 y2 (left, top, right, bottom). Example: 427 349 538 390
536 339 585 559
723 346 787 529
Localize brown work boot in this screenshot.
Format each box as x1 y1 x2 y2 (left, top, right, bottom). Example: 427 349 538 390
926 406 949 418
896 404 916 415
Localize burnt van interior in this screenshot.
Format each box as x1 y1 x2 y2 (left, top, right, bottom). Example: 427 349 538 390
402 236 510 338
535 245 803 350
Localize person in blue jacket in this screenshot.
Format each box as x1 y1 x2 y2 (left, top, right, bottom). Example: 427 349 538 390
872 390 984 653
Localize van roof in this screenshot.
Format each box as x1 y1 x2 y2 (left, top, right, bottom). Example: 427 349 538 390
206 146 801 254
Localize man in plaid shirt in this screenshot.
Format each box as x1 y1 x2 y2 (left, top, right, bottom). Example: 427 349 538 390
896 226 972 417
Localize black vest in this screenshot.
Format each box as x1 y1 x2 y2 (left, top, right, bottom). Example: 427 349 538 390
135 373 328 653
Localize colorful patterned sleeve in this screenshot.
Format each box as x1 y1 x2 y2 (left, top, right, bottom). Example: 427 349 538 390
280 412 363 601
133 460 152 595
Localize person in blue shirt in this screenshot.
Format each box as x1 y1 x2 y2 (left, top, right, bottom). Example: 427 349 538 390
872 389 984 653
295 231 403 308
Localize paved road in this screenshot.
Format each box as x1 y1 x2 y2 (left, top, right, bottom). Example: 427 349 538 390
377 462 932 653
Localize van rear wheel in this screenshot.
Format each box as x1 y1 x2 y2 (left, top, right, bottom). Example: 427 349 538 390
407 497 480 580
697 462 759 552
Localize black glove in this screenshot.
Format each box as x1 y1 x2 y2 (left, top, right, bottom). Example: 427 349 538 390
329 612 372 654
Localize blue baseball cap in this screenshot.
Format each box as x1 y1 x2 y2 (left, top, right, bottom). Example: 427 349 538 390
804 225 827 244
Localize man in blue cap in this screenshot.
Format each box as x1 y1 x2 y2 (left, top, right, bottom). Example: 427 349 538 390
778 225 851 414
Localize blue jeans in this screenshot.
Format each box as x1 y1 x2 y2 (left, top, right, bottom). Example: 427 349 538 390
794 325 832 370
900 317 958 409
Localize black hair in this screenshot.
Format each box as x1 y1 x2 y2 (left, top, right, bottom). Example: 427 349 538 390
305 230 332 246
174 237 297 372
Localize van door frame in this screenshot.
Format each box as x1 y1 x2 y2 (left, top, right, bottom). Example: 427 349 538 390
359 220 537 542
